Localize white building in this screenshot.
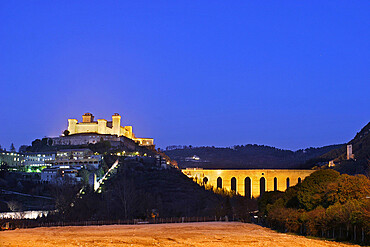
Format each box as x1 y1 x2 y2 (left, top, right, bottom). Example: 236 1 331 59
48 149 102 169
41 167 81 184
24 152 56 171
40 168 58 183
0 151 25 170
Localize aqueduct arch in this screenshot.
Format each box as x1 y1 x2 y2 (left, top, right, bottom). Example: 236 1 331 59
217 177 222 188
244 177 251 199
274 177 278 191
182 168 315 198
260 177 266 196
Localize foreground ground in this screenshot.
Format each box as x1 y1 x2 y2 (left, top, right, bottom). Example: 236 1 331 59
0 222 360 247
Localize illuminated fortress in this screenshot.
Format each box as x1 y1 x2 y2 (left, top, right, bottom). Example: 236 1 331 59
67 113 154 146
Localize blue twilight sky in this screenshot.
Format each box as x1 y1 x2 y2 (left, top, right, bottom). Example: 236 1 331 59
0 1 369 151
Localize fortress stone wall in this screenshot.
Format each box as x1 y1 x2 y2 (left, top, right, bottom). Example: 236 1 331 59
51 133 137 150
182 168 315 198
67 113 153 146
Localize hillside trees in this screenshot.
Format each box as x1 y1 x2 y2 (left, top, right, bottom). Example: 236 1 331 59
260 169 370 244
88 140 111 154
26 138 53 152
297 169 340 210
63 130 70 136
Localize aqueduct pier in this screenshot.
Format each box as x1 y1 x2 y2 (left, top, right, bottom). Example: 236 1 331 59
182 168 315 198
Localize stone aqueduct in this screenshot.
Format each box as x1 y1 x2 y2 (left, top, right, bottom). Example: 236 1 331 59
182 168 315 198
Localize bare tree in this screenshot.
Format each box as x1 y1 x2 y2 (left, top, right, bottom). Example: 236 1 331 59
7 200 22 212
114 172 136 218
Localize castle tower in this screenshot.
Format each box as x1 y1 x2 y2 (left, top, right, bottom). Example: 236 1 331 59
125 126 133 139
82 113 94 123
347 144 354 160
97 119 107 134
68 119 78 134
112 113 121 136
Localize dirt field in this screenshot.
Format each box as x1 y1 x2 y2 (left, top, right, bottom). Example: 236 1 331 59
0 222 359 247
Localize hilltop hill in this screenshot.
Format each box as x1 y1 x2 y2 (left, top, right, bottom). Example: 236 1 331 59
51 157 255 221
164 144 342 169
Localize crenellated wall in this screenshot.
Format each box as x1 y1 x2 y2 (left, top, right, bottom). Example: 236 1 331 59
182 168 315 198
66 113 153 146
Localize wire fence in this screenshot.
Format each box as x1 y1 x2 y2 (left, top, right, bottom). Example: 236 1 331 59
260 219 369 244
316 226 368 244
1 216 233 230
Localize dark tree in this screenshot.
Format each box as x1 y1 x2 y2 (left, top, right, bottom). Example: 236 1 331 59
10 143 16 152
0 162 8 178
18 145 29 153
88 140 111 154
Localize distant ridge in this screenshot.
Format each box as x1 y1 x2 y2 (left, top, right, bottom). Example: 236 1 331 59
164 144 343 169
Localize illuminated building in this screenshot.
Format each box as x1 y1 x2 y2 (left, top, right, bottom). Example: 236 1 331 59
0 151 25 171
66 113 153 146
41 167 80 184
24 152 56 171
47 149 102 169
40 149 98 184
